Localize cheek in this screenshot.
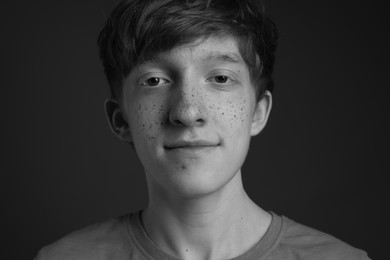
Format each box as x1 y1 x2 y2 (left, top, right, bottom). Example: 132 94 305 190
131 100 166 142
211 96 251 133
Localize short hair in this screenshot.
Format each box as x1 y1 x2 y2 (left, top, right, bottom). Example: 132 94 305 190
98 0 278 101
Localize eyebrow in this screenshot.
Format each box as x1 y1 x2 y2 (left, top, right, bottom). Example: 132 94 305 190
202 52 244 64
137 52 244 68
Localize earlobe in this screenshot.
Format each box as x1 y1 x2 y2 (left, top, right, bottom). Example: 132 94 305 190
250 91 272 136
104 99 132 142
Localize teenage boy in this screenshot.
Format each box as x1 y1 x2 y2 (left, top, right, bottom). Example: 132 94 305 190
35 0 370 259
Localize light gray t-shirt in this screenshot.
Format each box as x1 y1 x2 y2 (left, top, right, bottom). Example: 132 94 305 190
35 211 370 259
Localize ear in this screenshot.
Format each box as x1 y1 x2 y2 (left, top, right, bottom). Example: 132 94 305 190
104 99 132 142
250 91 273 136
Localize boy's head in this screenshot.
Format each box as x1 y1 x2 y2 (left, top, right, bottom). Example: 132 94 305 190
98 0 278 198
98 0 278 102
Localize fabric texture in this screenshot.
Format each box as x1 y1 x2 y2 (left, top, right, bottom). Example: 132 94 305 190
35 211 370 260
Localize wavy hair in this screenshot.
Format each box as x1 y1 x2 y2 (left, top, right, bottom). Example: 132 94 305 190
98 0 278 100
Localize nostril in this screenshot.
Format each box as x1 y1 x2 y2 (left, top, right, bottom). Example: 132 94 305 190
168 98 207 127
173 119 185 126
169 109 206 127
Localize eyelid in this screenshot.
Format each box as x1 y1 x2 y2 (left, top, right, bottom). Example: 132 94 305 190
136 73 171 87
206 70 238 83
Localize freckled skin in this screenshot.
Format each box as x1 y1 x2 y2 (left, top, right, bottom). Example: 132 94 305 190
121 36 263 198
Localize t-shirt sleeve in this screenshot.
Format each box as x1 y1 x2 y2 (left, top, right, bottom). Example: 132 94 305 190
277 216 371 260
33 215 138 260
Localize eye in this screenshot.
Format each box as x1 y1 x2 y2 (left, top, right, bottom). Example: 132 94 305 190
207 72 239 90
214 75 229 83
140 77 169 87
208 74 236 85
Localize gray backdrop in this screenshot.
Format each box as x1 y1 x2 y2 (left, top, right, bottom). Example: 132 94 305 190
1 0 388 259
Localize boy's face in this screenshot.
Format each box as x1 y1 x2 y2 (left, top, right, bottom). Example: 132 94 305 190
115 36 271 198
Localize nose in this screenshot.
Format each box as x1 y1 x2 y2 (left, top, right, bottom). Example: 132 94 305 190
168 84 208 127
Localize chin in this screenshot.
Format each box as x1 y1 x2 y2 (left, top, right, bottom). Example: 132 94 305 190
159 165 239 199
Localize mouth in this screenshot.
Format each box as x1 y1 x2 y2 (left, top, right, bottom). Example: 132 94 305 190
164 140 220 150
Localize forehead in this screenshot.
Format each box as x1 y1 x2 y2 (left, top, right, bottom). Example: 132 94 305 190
141 36 245 67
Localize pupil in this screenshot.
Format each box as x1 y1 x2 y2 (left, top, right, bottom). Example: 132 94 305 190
147 77 159 86
216 76 227 83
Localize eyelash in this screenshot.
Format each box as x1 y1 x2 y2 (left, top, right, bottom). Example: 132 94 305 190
209 75 230 84
139 76 170 87
207 73 235 85
138 73 235 87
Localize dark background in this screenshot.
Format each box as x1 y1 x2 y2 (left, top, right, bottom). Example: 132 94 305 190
1 0 388 259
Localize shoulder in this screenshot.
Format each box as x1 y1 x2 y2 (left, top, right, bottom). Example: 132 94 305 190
274 215 370 260
35 215 135 260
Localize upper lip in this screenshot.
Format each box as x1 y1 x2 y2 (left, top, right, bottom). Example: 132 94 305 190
164 140 219 149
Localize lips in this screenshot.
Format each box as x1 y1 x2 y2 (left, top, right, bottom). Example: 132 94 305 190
164 140 219 149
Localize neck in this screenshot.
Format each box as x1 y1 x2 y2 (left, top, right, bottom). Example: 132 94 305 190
141 171 271 260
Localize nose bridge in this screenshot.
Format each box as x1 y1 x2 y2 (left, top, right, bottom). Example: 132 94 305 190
169 77 207 126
